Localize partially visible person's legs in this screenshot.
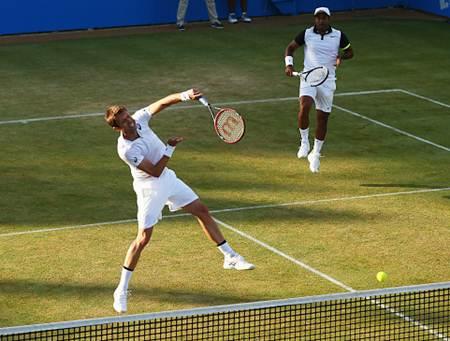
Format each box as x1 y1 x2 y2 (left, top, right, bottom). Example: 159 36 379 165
113 228 153 313
228 0 238 23
240 0 252 22
205 0 223 27
176 0 189 27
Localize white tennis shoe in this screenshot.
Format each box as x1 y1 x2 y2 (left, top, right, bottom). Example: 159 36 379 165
113 289 130 313
228 13 238 24
224 255 255 270
297 141 310 158
307 152 321 173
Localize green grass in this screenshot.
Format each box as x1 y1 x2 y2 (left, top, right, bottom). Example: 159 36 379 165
0 15 449 328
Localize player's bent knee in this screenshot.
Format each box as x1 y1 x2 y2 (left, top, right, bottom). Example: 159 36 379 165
194 203 210 218
136 228 152 248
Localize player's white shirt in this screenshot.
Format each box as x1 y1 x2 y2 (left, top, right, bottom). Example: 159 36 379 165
117 108 166 182
300 27 345 81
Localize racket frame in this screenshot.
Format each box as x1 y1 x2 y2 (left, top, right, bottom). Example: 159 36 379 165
292 66 329 87
213 108 246 144
199 97 246 144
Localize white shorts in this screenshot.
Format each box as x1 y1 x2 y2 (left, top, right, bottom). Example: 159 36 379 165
299 79 336 113
133 168 199 229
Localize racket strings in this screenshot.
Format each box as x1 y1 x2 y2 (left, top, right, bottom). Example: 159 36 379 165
215 109 245 143
306 67 328 84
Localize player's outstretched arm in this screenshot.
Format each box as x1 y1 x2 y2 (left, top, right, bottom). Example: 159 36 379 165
147 89 203 115
136 137 184 177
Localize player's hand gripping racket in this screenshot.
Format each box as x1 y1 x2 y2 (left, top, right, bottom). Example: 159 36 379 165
292 65 329 87
199 97 246 144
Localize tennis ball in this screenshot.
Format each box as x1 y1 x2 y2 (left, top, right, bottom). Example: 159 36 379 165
376 271 388 282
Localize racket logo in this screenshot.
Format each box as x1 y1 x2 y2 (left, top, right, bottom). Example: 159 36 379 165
214 109 246 144
221 116 240 137
200 96 246 144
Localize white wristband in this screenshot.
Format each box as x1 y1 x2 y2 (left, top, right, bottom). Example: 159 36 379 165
285 56 294 66
180 90 191 102
163 145 175 158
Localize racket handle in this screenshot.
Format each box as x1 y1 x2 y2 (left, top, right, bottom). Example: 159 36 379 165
292 72 300 77
199 97 209 106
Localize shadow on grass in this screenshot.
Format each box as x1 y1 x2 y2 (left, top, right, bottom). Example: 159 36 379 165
0 279 253 306
0 204 378 236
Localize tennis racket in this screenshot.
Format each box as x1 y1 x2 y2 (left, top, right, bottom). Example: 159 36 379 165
199 97 246 144
292 65 329 87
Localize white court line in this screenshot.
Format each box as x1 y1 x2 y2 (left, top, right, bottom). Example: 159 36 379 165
217 217 446 337
398 89 450 108
1 187 449 238
0 88 403 125
1 88 448 153
214 217 449 340
333 104 450 152
214 217 355 292
1 88 448 126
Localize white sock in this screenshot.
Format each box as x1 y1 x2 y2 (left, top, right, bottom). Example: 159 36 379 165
217 241 237 257
299 128 309 143
313 138 324 154
117 267 133 292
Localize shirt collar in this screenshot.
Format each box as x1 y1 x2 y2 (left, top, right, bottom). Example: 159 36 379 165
313 25 332 35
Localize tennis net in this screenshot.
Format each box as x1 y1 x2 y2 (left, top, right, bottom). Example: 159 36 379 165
1 282 449 340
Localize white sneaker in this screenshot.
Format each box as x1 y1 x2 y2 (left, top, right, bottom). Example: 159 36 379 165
297 141 310 158
307 152 321 173
241 13 252 23
228 14 238 24
113 289 130 313
224 254 255 270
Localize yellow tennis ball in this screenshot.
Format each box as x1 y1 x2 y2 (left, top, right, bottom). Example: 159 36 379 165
376 271 388 282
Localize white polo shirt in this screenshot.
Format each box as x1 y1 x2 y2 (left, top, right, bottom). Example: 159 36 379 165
295 26 351 80
117 108 166 182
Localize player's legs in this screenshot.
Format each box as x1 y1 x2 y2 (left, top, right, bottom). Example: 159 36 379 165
297 95 314 158
166 174 224 244
298 95 314 130
182 199 255 270
315 109 329 141
307 80 335 172
183 199 225 244
113 180 168 313
113 227 153 313
124 228 153 270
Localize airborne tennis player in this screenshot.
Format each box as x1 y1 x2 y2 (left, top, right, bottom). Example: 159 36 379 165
284 7 354 173
105 88 255 313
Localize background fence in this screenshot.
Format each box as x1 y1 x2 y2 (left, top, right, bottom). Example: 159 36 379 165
0 0 448 36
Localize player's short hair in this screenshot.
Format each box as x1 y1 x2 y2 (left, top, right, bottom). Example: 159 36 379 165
105 105 127 128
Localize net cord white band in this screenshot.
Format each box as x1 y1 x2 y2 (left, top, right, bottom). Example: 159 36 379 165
1 281 449 336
